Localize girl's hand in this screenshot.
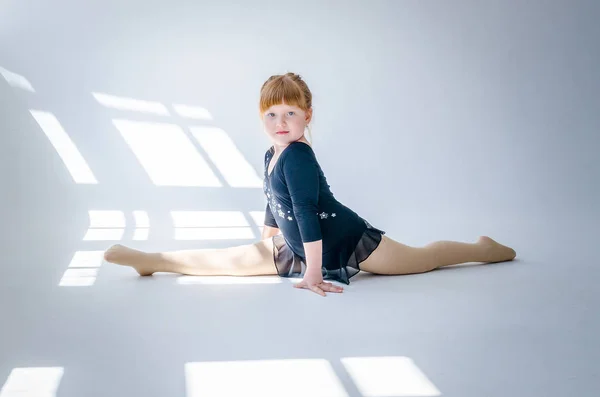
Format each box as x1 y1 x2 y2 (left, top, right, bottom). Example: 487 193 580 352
294 268 344 296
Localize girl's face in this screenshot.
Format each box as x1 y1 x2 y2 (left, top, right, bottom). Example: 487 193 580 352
262 102 312 148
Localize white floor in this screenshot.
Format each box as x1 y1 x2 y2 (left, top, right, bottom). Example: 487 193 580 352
2 214 598 397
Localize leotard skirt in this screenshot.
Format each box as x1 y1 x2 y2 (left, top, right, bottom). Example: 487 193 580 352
271 219 385 285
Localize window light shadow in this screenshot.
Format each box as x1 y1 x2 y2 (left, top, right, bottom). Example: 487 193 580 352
94 92 263 188
341 356 442 397
59 251 104 287
112 119 222 187
0 367 64 397
190 126 263 188
173 104 213 120
92 92 170 115
29 110 98 184
0 66 35 92
185 359 348 397
177 275 283 285
184 356 441 397
133 211 150 241
83 210 125 241
171 210 261 240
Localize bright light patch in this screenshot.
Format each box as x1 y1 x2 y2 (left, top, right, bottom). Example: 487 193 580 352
133 229 149 241
59 268 99 287
171 211 255 240
190 126 263 188
248 211 266 227
88 210 126 228
133 210 150 240
174 228 255 240
92 92 169 115
67 251 105 268
185 359 348 397
171 211 249 228
29 110 98 184
83 229 125 241
0 66 35 92
83 210 125 241
113 119 221 187
341 356 441 397
0 367 64 397
133 211 150 227
248 210 275 236
177 275 282 285
59 251 104 287
173 104 213 120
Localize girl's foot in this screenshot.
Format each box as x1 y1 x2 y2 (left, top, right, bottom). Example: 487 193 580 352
103 244 156 276
477 236 517 263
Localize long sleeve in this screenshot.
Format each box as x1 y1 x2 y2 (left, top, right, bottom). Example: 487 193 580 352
282 146 322 243
264 202 278 228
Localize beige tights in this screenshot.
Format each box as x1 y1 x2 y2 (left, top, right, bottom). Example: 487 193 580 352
103 235 516 277
359 235 517 275
103 239 278 277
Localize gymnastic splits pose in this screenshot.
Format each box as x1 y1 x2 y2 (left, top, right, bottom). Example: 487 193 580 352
104 72 517 297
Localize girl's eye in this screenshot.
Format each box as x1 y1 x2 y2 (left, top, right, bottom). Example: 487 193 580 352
267 111 294 117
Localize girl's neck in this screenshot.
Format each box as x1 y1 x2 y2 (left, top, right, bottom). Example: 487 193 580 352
273 136 310 155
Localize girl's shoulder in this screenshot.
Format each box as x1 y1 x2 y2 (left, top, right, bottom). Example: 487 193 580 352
280 142 319 170
282 141 314 156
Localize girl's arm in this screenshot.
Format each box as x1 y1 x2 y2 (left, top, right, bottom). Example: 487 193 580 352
281 146 323 269
303 240 323 271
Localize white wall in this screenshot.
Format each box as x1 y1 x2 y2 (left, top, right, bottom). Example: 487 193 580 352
1 0 598 252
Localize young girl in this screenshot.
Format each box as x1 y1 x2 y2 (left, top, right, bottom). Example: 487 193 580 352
104 72 517 297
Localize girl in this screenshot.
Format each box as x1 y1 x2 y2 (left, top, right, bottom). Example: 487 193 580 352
104 72 517 297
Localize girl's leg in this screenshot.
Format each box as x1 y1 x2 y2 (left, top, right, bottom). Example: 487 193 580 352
103 238 278 277
359 235 516 275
